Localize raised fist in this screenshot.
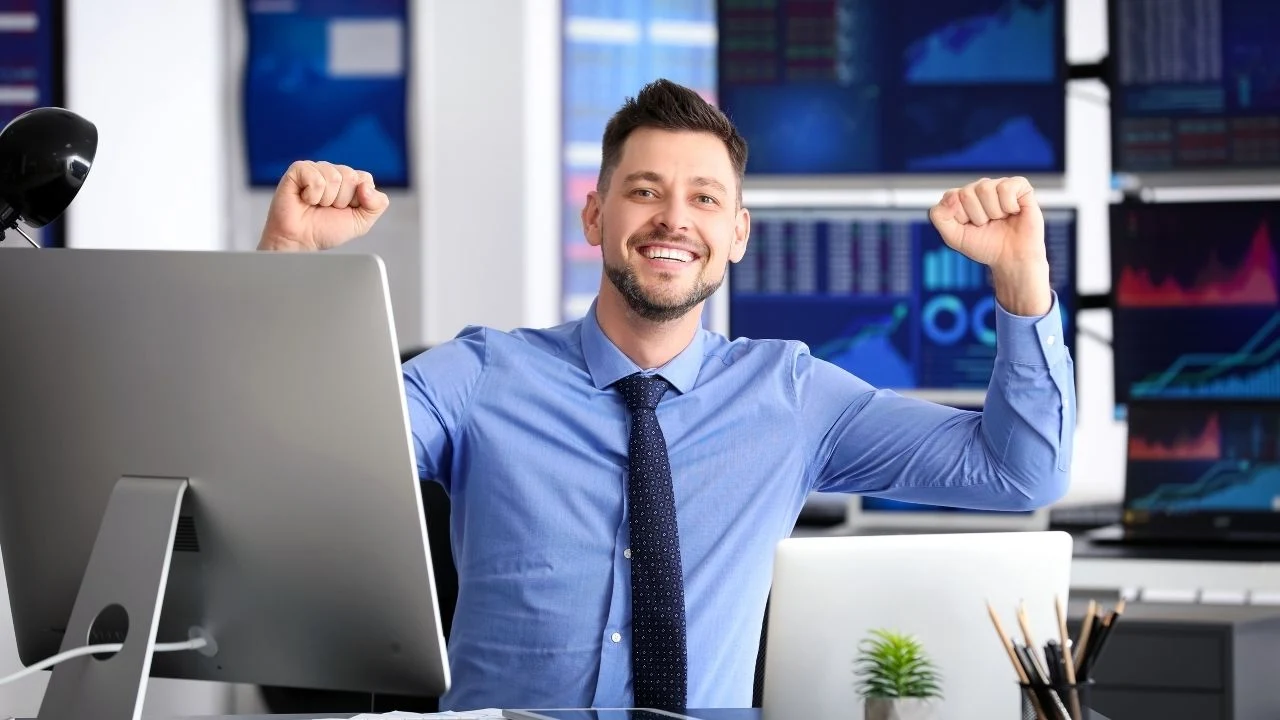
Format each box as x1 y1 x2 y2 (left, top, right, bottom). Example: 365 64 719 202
928 176 1045 269
258 160 390 252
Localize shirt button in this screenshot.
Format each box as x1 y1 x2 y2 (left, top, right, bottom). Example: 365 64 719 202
611 632 622 643
624 548 632 559
1046 335 1056 345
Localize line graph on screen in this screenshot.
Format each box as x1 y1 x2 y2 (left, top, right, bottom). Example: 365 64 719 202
1131 313 1280 398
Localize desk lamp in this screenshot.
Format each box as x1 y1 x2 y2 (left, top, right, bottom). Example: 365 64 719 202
0 106 97 248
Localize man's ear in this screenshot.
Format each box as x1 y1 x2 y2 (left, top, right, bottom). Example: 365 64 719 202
729 205 751 263
582 191 603 248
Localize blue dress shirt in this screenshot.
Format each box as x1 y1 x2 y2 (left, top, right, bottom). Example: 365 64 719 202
402 293 1075 711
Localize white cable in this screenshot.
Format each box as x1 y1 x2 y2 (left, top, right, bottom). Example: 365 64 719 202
0 637 208 687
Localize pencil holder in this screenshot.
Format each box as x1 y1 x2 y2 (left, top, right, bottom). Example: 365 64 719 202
1019 679 1097 720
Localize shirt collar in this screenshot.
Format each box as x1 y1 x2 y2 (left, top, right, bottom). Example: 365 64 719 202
580 299 705 395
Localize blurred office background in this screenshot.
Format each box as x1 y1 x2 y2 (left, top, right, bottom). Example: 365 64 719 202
2 0 1280 715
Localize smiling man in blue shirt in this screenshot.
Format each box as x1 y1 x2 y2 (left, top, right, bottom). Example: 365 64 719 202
258 79 1074 712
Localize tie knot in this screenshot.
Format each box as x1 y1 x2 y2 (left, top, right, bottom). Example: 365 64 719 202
617 373 670 412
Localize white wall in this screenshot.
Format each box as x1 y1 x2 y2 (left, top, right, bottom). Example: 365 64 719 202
415 0 561 344
63 0 227 253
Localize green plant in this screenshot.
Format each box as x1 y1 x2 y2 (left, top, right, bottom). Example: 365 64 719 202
854 628 943 700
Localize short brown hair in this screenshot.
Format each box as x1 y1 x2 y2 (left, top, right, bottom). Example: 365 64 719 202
597 79 748 204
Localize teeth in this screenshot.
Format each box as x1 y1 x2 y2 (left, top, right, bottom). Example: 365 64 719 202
643 247 693 263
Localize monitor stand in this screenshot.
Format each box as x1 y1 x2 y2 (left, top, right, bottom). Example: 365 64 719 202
37 476 189 720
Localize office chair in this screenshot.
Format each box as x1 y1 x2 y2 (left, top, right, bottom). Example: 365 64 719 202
259 345 458 713
753 598 769 708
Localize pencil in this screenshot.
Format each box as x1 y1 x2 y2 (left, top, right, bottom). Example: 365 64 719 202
987 601 1030 683
1056 596 1082 720
1017 601 1050 681
987 601 1050 720
1073 599 1097 673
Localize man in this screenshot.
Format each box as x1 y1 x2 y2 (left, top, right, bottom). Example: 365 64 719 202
258 79 1074 711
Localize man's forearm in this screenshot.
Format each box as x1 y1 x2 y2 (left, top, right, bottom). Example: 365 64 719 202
992 258 1053 317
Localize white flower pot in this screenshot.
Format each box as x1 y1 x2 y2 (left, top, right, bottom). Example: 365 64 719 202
864 697 940 720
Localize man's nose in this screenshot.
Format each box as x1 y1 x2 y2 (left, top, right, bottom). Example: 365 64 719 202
654 199 690 234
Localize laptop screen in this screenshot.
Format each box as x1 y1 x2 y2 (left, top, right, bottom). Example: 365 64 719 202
1122 399 1280 543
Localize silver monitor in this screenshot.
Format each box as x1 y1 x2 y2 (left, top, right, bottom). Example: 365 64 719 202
0 249 449 719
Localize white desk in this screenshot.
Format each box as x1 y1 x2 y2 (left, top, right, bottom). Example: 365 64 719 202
1071 540 1280 603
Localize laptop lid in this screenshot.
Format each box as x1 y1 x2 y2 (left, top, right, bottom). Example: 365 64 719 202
762 531 1072 719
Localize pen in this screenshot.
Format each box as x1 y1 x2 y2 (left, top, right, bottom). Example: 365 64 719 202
1082 599 1125 679
1043 640 1062 685
1016 644 1070 720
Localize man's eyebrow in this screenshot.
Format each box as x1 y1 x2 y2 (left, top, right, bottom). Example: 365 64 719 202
622 171 663 184
621 171 728 195
691 176 729 195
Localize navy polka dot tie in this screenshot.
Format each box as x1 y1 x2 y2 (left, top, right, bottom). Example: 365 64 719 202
616 373 687 711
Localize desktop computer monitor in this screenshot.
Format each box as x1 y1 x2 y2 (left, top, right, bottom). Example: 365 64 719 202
716 0 1068 177
728 206 1075 530
1119 399 1280 544
1110 198 1280 415
1108 0 1280 177
0 249 450 718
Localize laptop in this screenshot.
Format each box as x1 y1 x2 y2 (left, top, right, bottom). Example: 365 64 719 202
761 532 1073 720
1088 399 1280 547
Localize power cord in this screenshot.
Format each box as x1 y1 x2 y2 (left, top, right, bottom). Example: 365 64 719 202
0 637 208 686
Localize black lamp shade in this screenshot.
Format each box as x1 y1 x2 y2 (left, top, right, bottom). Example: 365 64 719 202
0 107 97 230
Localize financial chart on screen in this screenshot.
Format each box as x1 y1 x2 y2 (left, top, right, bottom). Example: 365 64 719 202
1112 200 1280 408
1110 0 1280 173
716 0 1066 175
1123 401 1280 540
561 0 717 321
0 0 63 246
728 207 1076 402
243 0 409 187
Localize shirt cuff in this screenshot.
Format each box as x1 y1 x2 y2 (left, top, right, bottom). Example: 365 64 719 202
994 290 1067 367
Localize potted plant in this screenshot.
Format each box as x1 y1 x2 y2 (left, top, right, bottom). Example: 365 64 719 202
854 628 943 720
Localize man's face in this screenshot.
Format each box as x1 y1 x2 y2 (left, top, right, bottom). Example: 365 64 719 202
582 128 750 322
